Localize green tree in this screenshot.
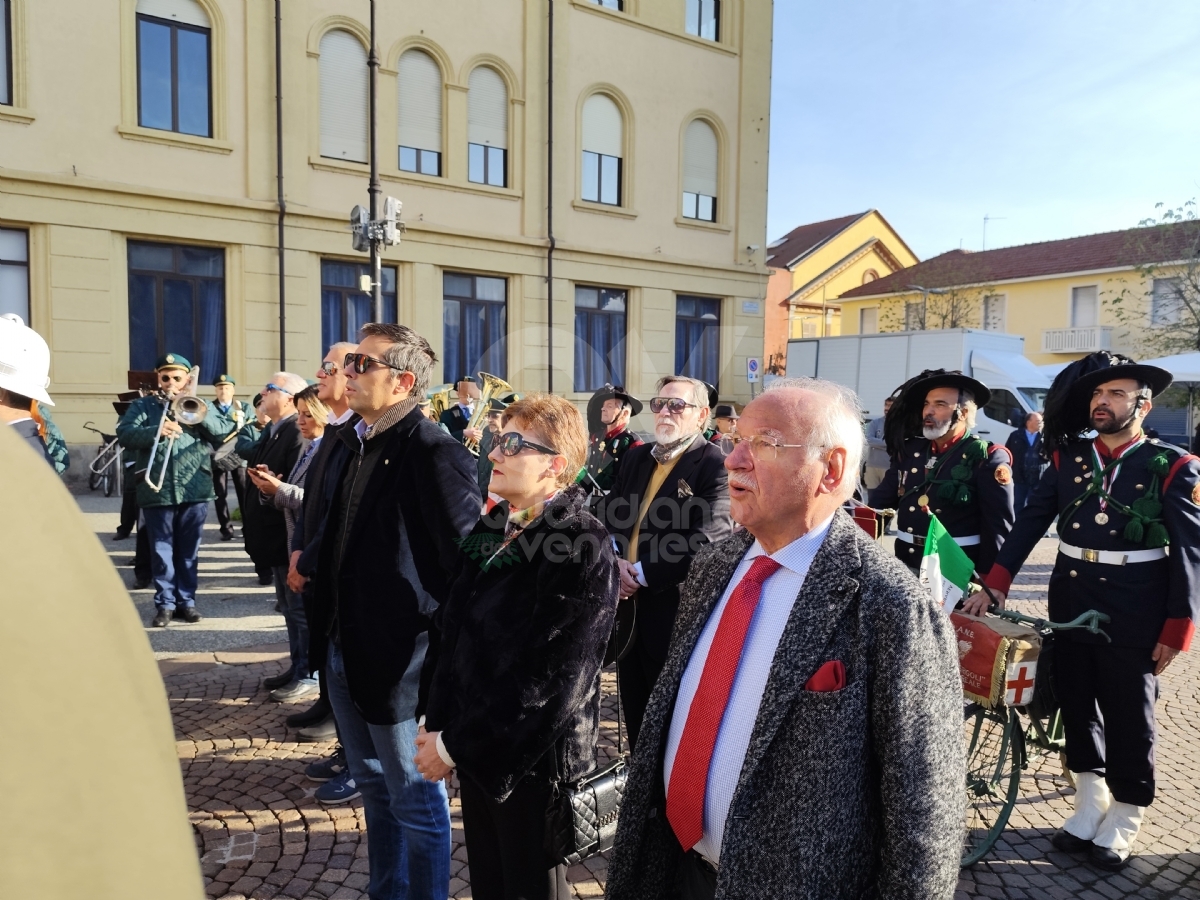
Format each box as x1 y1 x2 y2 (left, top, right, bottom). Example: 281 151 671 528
1106 202 1200 355
878 285 991 332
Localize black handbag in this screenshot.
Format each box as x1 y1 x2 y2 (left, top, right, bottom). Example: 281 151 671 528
544 672 629 866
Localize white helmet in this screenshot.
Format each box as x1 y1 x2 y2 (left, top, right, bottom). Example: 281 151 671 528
0 314 54 406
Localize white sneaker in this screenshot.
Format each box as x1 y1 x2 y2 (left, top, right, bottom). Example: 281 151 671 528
1061 771 1111 841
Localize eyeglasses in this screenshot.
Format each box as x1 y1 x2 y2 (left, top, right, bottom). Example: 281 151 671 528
649 396 698 415
319 361 339 376
720 433 808 462
263 383 292 396
496 432 559 457
344 352 405 375
158 372 187 383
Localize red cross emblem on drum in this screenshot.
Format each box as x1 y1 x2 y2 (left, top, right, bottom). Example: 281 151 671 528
1005 662 1037 707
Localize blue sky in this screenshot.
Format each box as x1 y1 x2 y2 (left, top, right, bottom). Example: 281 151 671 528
767 1 1200 260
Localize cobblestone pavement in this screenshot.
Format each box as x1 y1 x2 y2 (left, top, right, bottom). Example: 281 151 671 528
156 532 1200 899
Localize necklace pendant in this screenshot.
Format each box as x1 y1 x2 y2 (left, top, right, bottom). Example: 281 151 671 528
1094 512 1109 525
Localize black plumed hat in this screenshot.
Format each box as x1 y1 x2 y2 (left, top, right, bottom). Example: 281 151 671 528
882 369 989 456
1042 351 1173 451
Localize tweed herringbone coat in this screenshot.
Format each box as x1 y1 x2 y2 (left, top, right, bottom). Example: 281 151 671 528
605 511 964 900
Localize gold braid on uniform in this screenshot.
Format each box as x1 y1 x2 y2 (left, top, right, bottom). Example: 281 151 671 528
1058 451 1171 549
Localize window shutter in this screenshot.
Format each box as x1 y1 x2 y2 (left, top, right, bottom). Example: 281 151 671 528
319 30 368 162
582 94 622 158
398 50 442 154
1071 286 1098 328
136 0 209 27
467 67 508 149
682 119 718 197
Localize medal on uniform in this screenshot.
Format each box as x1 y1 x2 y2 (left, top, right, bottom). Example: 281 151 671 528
1094 512 1109 525
1089 437 1145 530
599 441 606 452
925 457 937 470
917 494 929 508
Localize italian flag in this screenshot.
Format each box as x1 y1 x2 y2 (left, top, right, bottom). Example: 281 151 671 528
920 514 975 613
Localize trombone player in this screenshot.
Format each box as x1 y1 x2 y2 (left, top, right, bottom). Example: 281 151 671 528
116 353 233 628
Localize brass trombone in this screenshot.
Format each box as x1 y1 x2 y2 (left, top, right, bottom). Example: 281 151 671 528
145 370 208 491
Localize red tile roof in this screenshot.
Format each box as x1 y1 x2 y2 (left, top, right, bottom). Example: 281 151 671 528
839 222 1200 300
766 212 869 269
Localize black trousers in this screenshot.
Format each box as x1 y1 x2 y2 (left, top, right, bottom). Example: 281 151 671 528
119 468 138 533
618 628 672 750
212 465 247 532
1056 640 1158 806
458 773 568 900
676 851 718 900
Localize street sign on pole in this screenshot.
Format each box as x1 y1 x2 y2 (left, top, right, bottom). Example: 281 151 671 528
747 357 761 383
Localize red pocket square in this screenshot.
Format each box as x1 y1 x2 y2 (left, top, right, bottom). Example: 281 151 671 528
804 660 846 692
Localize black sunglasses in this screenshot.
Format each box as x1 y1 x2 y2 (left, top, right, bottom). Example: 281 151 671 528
649 396 698 415
496 432 559 457
344 352 404 375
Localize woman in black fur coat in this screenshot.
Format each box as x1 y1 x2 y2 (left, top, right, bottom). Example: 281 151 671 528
415 393 619 900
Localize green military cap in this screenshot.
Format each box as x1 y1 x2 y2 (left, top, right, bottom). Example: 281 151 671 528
156 353 192 372
212 373 236 387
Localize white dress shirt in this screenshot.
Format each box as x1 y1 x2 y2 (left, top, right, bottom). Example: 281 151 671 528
662 516 834 864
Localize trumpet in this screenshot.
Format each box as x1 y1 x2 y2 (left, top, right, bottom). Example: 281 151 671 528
145 370 208 491
464 372 516 456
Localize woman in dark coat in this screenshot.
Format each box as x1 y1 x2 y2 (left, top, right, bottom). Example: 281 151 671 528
415 393 619 900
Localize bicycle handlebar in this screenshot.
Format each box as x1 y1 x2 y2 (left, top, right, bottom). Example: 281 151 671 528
992 607 1112 641
82 421 102 435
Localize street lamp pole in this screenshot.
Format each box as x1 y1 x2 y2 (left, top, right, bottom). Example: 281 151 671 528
368 0 382 322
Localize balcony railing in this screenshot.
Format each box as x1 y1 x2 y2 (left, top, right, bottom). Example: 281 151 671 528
1042 326 1113 354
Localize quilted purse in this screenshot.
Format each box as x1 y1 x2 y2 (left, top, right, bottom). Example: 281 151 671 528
544 673 629 866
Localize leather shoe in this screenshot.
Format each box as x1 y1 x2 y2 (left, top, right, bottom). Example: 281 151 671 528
114 529 131 540
1050 829 1093 854
172 606 202 624
151 609 170 628
287 696 332 729
1090 845 1131 870
298 718 339 742
220 529 234 541
258 574 274 586
263 668 295 690
133 577 152 590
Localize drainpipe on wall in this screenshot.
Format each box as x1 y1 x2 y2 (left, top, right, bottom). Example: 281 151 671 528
275 0 286 368
546 0 555 393
368 0 383 322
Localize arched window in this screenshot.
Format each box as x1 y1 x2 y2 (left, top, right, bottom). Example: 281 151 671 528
319 30 368 163
581 94 623 206
136 0 211 136
397 49 442 176
862 269 879 284
467 67 508 187
682 119 717 222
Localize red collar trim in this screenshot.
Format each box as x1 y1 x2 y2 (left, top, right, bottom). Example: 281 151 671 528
931 430 967 455
605 423 626 439
1094 431 1144 462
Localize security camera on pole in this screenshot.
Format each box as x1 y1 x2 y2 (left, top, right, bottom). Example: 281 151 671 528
347 0 404 321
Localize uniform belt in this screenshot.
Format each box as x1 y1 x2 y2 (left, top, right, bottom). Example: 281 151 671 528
1058 541 1167 566
896 532 981 547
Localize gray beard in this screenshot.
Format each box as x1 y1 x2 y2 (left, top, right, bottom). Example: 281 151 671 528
923 421 951 441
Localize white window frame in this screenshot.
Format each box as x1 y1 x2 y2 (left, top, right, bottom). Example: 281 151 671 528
1070 284 1099 328
1151 277 1183 326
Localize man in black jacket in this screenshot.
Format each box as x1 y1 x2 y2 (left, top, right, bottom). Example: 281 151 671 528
1005 411 1048 510
237 373 305 596
599 375 733 747
311 324 480 900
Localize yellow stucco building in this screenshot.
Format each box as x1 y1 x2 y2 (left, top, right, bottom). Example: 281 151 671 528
0 0 771 465
837 223 1200 367
762 210 917 373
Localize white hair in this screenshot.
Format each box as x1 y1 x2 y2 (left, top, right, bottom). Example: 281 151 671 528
656 375 710 411
272 372 309 395
327 341 357 361
763 377 865 500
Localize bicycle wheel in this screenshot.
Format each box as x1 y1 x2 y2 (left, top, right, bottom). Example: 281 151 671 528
962 703 1024 867
103 466 116 496
88 466 103 491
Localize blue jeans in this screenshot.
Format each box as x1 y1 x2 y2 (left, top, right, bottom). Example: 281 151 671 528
142 501 207 611
326 640 451 900
273 565 315 683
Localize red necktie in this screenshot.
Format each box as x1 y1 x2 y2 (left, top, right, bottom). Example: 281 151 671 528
667 555 782 851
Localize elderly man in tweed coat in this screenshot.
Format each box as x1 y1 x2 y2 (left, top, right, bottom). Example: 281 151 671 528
605 378 964 900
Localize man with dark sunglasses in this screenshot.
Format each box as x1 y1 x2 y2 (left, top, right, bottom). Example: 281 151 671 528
598 374 732 747
310 323 480 900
